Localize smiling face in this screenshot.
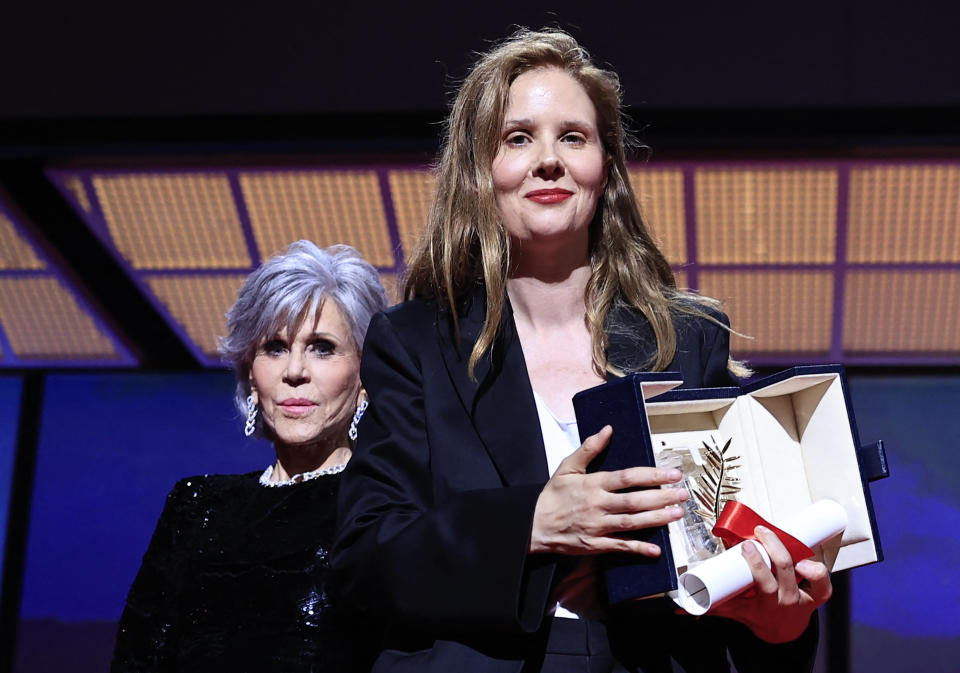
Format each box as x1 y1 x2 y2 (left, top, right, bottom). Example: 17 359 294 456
248 299 362 451
492 67 607 260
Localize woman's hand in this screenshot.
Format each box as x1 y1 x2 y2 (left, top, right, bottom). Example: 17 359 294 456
709 525 833 643
529 426 688 556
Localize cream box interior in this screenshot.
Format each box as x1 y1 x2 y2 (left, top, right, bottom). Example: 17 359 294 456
644 369 882 575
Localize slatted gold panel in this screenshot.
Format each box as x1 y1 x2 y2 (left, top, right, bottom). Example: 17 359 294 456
843 271 960 351
628 167 686 264
146 274 247 357
240 171 394 267
847 165 960 263
388 169 435 264
0 214 45 270
673 270 689 292
377 272 403 306
93 174 250 269
62 175 93 215
696 168 837 264
0 277 118 358
698 271 834 353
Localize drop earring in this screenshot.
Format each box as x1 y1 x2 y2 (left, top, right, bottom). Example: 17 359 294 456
348 399 368 441
244 394 258 437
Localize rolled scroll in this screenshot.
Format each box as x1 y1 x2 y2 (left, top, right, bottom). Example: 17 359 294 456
672 499 847 615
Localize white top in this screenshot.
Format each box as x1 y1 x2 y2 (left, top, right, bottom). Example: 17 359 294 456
532 390 583 620
533 391 582 477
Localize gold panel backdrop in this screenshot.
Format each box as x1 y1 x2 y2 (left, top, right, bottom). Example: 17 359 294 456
0 277 118 358
628 167 687 265
61 175 94 215
0 214 46 270
387 169 435 265
43 160 960 366
240 171 394 267
843 270 960 351
377 272 402 306
145 274 248 357
695 167 837 264
698 271 834 353
847 165 960 263
93 173 250 269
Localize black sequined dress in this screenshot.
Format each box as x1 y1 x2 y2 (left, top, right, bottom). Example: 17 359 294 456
112 470 371 673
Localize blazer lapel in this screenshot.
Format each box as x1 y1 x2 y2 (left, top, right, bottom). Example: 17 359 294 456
438 289 548 487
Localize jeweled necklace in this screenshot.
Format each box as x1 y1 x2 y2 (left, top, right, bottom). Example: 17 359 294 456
258 462 347 487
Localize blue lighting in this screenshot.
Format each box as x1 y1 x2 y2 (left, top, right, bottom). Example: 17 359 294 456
0 375 23 606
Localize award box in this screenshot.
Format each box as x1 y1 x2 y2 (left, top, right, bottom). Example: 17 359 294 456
572 365 888 604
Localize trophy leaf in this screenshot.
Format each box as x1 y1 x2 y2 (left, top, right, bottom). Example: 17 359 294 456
693 489 713 510
690 434 742 526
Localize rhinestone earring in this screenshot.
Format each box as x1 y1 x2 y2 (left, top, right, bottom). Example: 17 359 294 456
244 394 258 437
348 399 368 441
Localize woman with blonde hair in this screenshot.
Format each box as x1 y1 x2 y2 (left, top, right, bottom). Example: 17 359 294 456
335 29 828 673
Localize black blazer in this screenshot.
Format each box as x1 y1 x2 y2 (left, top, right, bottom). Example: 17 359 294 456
334 291 816 673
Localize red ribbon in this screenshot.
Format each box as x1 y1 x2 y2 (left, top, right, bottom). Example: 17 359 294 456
712 501 814 563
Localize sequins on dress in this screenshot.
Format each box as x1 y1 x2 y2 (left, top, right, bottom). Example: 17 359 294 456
111 470 372 673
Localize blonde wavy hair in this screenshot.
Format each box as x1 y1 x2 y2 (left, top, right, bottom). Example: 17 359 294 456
405 27 739 379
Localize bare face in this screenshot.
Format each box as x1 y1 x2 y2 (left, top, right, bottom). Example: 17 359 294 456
492 67 607 256
249 300 362 451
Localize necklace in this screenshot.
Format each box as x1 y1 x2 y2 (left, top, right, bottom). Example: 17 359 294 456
258 462 346 487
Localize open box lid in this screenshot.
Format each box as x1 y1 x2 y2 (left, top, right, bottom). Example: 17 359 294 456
635 371 686 400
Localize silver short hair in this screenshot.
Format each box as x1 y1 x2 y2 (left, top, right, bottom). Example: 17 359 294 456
219 240 388 426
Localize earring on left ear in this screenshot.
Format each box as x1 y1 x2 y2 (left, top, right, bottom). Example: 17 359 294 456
348 399 369 441
244 394 258 437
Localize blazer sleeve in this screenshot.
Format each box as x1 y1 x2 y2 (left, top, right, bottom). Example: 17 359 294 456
111 482 186 673
333 311 554 636
700 310 739 388
724 612 820 673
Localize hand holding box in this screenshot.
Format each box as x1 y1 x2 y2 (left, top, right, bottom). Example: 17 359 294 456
673 499 848 615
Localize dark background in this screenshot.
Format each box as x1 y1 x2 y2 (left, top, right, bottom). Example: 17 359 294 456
2 0 959 155
4 1 960 116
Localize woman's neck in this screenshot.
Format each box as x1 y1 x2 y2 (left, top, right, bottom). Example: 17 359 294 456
506 231 591 324
506 259 600 422
507 263 591 330
271 440 351 482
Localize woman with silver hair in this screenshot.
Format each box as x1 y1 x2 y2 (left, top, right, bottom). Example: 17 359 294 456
112 241 387 673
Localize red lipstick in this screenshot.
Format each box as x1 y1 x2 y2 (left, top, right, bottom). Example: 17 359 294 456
525 188 573 204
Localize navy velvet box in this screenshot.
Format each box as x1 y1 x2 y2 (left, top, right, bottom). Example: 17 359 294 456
572 365 888 605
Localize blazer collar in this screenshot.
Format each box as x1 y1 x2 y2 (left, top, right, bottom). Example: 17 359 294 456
437 287 548 486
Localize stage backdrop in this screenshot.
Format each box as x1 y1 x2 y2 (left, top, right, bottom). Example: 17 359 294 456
846 376 960 673
13 372 267 672
0 376 23 608
4 371 960 672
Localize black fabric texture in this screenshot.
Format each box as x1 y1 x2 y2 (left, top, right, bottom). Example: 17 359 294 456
112 471 374 673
